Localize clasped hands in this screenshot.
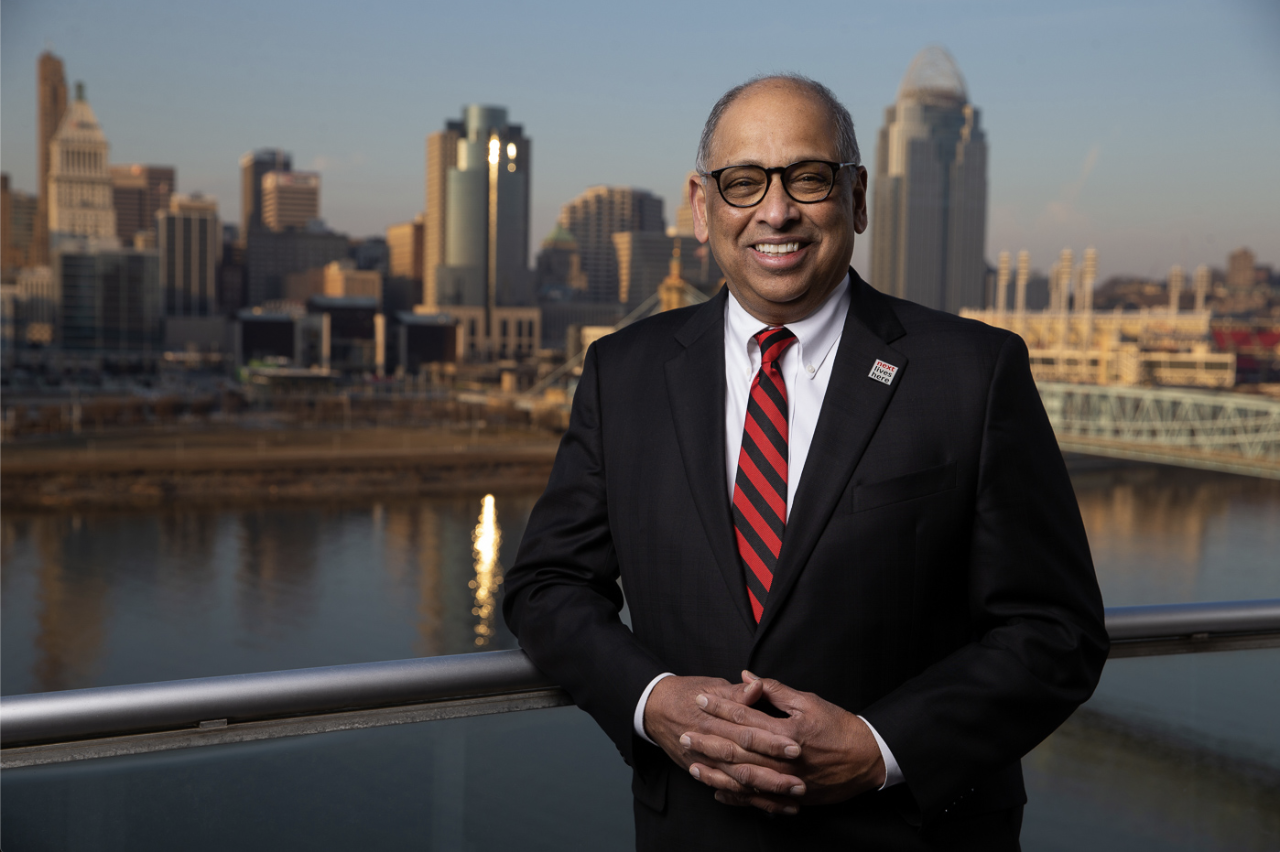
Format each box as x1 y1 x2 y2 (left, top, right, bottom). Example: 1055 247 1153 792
643 671 886 815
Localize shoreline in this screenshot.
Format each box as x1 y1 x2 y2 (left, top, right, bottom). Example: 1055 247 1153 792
2 429 559 511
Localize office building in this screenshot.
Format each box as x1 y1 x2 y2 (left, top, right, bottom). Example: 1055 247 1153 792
243 227 349 308
55 245 161 354
424 124 461 310
323 259 381 301
157 193 221 317
111 164 175 246
426 106 531 309
262 171 320 231
387 214 424 281
612 232 721 306
3 174 38 274
47 84 118 247
239 149 291 239
871 46 988 313
558 186 664 303
34 51 69 266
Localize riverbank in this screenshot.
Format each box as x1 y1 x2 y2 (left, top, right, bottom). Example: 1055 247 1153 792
1 427 560 510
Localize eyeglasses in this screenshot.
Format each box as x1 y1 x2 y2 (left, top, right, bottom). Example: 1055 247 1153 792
700 160 859 208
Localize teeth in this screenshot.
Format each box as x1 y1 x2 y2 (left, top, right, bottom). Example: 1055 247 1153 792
755 242 800 255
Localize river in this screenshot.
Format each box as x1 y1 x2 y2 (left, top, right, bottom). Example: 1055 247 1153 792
2 462 1278 849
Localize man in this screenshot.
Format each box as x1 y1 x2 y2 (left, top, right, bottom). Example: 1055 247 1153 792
503 75 1107 849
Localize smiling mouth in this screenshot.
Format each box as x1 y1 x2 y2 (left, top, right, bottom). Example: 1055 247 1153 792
753 242 802 255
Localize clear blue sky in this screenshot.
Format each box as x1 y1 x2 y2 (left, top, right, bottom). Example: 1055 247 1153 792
3 0 1277 280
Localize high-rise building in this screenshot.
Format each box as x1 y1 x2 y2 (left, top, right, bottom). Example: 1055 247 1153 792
47 83 118 247
2 174 38 274
261 171 320 231
1227 247 1256 291
428 106 531 314
387 214 424 281
424 126 461 310
239 149 291 240
111 164 175 246
558 186 664 303
612 232 722 306
55 246 161 353
871 46 988 313
157 193 221 317
34 52 69 266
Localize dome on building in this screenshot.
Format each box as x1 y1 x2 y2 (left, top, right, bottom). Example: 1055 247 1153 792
897 46 968 103
541 223 579 250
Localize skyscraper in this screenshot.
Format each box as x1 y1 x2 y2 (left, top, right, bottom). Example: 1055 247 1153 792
261 171 320 231
424 125 461 310
427 105 531 311
871 46 988 313
239 149 291 240
558 186 664 303
47 83 117 247
157 193 221 317
34 51 69 266
110 164 175 246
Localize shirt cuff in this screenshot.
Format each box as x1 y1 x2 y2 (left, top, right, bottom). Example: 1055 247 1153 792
858 715 903 789
633 672 676 745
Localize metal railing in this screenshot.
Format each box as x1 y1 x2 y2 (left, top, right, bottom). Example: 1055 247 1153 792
4 599 1279 769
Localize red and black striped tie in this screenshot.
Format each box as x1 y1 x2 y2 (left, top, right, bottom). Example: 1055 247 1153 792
733 326 797 623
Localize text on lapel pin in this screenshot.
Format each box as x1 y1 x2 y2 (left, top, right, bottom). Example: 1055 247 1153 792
869 359 898 385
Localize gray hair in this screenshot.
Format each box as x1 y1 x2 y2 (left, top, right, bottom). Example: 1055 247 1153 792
695 74 861 174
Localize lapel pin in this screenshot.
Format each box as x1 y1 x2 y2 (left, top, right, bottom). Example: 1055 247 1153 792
868 359 898 386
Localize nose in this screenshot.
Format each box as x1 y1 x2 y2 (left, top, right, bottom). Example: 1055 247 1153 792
755 172 799 230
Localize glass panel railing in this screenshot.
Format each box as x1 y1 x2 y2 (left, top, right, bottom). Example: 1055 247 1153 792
1022 647 1280 851
2 703 633 852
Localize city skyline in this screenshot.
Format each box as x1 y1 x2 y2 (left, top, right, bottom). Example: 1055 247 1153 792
2 0 1277 282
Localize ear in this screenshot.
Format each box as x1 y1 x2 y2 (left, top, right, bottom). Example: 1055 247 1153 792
691 174 710 244
852 166 869 234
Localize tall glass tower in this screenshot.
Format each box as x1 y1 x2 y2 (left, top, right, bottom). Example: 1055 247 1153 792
870 46 988 313
429 106 531 313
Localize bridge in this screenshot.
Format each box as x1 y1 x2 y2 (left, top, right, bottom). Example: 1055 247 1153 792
1038 382 1280 480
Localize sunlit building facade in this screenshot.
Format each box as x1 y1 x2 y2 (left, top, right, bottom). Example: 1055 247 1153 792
558 186 664 303
47 84 118 248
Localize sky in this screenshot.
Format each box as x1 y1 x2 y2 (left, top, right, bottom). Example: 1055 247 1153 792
3 0 1277 282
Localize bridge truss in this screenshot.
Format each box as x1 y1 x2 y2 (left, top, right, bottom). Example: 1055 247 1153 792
1038 382 1280 480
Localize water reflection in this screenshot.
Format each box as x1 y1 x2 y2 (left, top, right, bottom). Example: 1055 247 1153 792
469 495 503 647
32 517 108 692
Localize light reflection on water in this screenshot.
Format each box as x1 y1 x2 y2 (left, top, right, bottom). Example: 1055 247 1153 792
469 494 503 647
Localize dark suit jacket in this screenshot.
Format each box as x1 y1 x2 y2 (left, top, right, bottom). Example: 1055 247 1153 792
503 272 1108 847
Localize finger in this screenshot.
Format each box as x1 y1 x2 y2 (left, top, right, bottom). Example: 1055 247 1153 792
680 732 805 782
714 790 799 816
746 674 808 715
683 747 806 797
694 694 801 758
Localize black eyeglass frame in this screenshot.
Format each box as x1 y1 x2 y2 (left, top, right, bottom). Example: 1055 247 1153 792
698 160 861 208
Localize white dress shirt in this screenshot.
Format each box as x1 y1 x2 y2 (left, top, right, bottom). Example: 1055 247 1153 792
632 274 904 790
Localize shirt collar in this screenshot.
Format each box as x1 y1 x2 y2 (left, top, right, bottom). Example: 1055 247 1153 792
725 272 850 380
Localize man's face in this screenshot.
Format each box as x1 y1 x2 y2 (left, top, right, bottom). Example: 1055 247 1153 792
691 82 868 326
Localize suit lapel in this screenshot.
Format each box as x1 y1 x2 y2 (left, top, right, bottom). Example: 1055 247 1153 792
755 272 909 639
665 289 757 633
